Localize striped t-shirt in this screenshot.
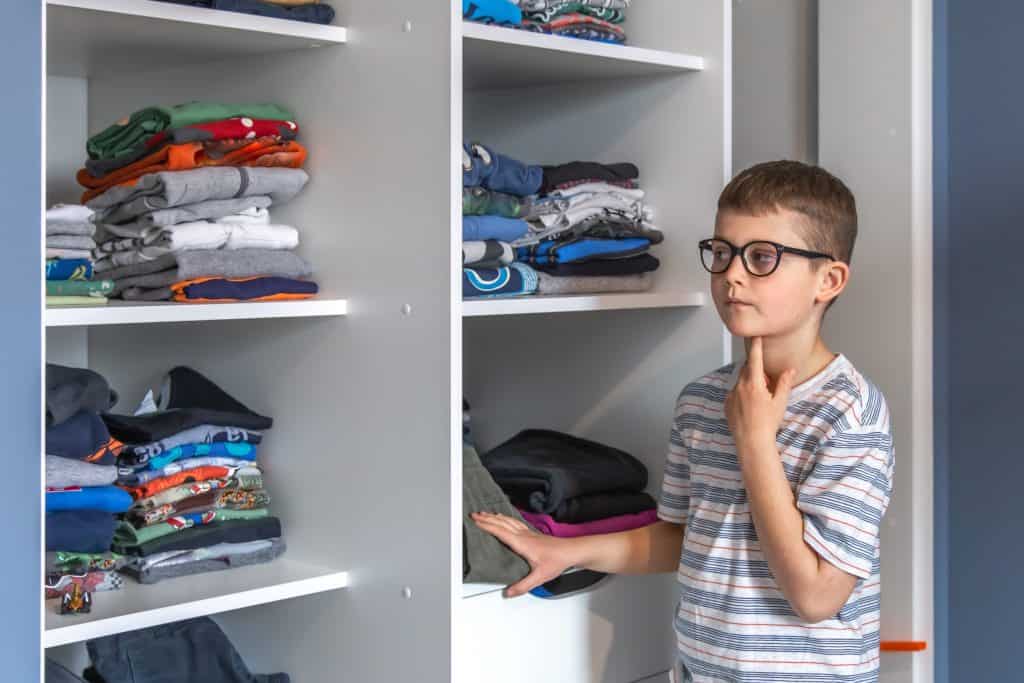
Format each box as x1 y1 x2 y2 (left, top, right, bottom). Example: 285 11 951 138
658 353 894 683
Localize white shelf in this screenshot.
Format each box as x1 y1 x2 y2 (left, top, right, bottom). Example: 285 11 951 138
462 21 703 89
45 558 350 648
45 297 348 327
462 582 507 599
47 0 347 77
462 291 706 317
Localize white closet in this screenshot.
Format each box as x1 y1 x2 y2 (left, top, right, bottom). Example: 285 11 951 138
38 2 931 682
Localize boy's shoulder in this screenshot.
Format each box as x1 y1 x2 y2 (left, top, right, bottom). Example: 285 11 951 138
804 354 890 433
674 362 738 409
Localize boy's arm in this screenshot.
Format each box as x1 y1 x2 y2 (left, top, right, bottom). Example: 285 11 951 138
738 444 858 623
726 338 859 623
472 513 684 597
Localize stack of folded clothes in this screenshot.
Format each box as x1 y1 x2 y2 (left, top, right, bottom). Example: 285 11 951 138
154 0 335 25
45 365 128 600
462 142 542 299
481 428 659 536
462 142 662 300
80 103 318 303
45 205 113 306
462 402 610 598
105 367 283 584
463 0 631 45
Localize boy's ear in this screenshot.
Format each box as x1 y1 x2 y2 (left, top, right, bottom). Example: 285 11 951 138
816 260 850 305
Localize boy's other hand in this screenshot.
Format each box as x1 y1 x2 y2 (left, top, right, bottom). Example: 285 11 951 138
726 336 796 454
471 511 574 597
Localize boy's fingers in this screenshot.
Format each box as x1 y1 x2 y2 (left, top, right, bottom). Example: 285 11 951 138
747 336 764 376
505 570 550 598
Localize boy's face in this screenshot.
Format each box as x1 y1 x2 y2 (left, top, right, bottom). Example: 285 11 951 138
710 208 835 339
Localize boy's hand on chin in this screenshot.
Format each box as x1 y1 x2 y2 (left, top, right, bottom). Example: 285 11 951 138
725 336 797 458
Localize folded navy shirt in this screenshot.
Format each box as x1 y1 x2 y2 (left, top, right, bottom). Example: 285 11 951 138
47 411 120 465
177 276 317 302
103 366 273 443
46 364 118 428
482 429 648 514
46 510 117 553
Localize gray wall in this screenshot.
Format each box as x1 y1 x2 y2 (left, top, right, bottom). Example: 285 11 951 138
732 0 817 172
730 0 818 360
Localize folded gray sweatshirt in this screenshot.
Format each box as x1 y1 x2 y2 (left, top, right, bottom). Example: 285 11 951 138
88 167 308 223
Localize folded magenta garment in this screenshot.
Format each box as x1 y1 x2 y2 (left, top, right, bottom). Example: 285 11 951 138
46 485 134 513
519 508 659 538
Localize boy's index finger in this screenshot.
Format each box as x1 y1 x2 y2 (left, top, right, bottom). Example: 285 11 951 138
746 336 764 374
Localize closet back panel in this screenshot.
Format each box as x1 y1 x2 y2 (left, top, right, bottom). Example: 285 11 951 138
460 3 728 681
47 1 457 679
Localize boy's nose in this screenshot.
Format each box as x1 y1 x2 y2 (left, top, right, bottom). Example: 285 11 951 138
722 251 748 283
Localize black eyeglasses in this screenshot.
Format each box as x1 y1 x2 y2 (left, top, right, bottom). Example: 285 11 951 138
698 238 835 277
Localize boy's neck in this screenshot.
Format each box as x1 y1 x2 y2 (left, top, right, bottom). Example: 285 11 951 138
743 332 836 390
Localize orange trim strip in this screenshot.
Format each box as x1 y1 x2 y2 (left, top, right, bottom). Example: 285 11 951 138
880 641 927 652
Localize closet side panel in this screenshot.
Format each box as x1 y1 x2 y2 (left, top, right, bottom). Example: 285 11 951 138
2 0 42 678
819 2 933 682
84 1 455 679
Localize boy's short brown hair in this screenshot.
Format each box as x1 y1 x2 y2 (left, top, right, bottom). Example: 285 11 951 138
718 160 858 265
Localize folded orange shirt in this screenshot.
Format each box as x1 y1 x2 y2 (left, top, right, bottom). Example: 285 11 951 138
125 465 235 501
78 137 308 202
170 276 317 304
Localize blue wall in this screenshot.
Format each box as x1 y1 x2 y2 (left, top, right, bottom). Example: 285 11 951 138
932 0 949 680
0 0 42 679
939 1 1024 681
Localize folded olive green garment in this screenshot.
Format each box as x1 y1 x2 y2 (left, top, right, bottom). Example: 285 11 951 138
87 102 295 161
46 280 114 297
46 296 108 306
463 443 531 584
114 508 269 548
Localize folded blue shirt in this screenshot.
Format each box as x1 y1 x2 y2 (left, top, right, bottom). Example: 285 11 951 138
463 0 522 26
45 259 93 281
463 263 539 299
46 485 133 513
463 142 543 196
463 215 530 242
516 237 651 265
146 441 258 471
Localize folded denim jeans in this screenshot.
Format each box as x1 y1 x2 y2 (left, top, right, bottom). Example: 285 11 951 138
86 616 289 683
462 142 543 196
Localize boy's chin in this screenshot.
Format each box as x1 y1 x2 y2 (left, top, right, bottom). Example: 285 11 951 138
723 319 772 338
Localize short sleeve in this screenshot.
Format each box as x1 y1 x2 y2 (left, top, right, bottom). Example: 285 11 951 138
797 424 894 579
658 392 691 525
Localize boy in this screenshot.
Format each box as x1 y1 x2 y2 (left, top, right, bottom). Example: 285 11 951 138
472 160 895 682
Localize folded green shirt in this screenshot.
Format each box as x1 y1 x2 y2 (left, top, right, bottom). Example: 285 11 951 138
114 507 269 548
87 102 295 161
